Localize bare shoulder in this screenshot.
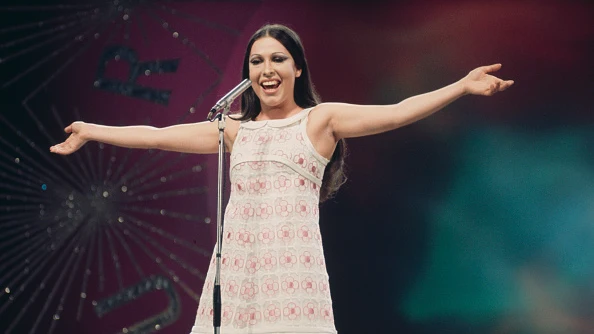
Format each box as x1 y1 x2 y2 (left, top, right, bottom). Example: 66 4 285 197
226 115 241 133
309 102 344 115
306 103 345 159
308 102 356 131
308 102 354 121
308 102 338 125
224 114 242 151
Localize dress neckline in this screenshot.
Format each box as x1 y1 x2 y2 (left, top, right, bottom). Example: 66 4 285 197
241 108 311 129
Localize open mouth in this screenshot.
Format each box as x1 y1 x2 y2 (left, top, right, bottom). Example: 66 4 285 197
261 80 280 91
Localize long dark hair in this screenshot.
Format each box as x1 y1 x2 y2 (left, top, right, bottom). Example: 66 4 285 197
237 23 347 202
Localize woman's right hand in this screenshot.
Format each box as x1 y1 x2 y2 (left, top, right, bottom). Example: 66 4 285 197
50 121 89 155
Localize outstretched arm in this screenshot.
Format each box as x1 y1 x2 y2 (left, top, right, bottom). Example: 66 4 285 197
50 118 240 155
312 64 513 142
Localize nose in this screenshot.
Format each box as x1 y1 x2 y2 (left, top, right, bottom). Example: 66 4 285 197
263 60 274 77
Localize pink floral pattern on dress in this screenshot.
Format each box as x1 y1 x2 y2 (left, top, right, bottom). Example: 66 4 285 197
308 161 321 178
225 280 239 298
254 129 272 145
238 132 253 145
297 225 312 242
205 306 214 321
255 203 273 219
230 254 245 271
248 160 266 170
281 276 299 295
204 280 213 292
197 304 206 320
240 280 258 301
294 176 308 191
248 177 271 194
236 228 255 247
277 225 295 242
260 251 277 271
261 277 280 297
235 307 248 329
247 306 261 326
311 182 318 192
273 150 290 168
300 251 315 269
273 175 291 192
279 251 297 268
221 253 230 269
222 305 234 325
283 302 301 320
264 303 281 323
275 200 293 217
319 280 330 297
317 253 325 267
322 304 334 322
257 227 275 244
295 200 311 217
224 227 235 245
301 276 317 294
235 179 246 194
245 255 261 274
293 153 307 168
274 129 291 143
239 203 254 220
194 109 335 333
304 302 317 321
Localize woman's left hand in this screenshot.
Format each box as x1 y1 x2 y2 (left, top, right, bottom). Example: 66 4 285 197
462 63 514 96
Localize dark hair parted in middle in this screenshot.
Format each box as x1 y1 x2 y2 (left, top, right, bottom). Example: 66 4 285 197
237 23 347 203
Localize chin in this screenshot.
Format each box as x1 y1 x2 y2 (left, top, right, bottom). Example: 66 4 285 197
259 97 283 108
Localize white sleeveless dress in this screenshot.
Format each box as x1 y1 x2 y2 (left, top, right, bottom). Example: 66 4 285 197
191 108 337 334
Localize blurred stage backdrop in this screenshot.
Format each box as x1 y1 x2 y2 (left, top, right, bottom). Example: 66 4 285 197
0 1 593 333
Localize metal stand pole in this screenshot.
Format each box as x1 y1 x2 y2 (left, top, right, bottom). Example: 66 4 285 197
212 106 228 334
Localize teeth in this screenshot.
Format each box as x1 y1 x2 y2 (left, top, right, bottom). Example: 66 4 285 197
262 81 279 87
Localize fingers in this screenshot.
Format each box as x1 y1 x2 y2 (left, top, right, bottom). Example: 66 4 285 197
500 79 514 91
53 144 74 155
495 79 513 91
65 120 81 133
49 144 63 154
50 143 63 152
465 64 513 96
482 63 502 73
488 79 514 95
53 122 84 155
478 76 513 96
50 141 72 155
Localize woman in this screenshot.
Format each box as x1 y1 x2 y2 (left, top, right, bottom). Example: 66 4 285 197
51 24 513 334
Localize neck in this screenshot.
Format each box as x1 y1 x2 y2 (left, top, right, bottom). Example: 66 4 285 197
258 102 302 120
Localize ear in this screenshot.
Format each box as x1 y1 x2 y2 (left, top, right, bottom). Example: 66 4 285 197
296 68 302 78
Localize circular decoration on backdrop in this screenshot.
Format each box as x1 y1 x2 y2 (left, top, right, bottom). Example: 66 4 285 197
0 1 258 333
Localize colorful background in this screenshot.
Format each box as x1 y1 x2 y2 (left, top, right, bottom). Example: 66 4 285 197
1 1 593 333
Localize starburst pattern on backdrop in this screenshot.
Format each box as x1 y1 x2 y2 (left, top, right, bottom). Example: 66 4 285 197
0 1 253 332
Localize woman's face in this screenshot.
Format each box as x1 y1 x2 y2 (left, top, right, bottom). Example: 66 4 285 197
248 36 302 111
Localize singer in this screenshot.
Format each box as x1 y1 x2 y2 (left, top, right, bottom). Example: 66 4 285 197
50 24 513 333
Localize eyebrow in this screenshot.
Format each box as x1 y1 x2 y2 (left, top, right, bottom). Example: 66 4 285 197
249 52 289 59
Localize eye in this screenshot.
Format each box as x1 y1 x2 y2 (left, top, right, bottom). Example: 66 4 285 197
250 58 262 65
272 56 287 63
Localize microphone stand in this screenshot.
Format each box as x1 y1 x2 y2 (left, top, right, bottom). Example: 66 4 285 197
212 106 227 334
208 80 250 333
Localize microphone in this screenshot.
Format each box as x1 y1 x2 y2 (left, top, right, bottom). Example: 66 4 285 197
207 79 252 120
